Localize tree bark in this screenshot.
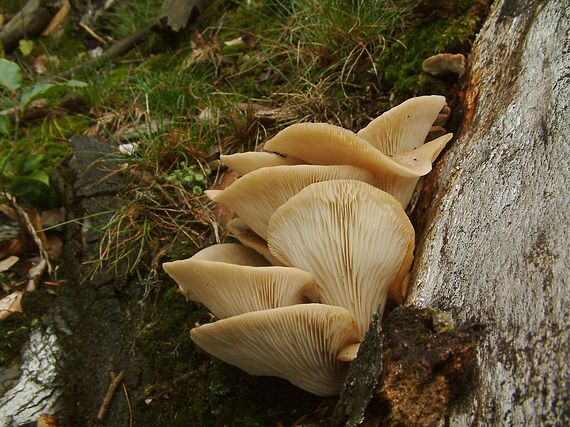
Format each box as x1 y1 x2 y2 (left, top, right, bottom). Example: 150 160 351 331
406 0 569 424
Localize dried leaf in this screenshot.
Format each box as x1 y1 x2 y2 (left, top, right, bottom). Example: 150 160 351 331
0 291 23 321
37 414 61 427
33 54 49 74
0 255 19 273
0 239 23 259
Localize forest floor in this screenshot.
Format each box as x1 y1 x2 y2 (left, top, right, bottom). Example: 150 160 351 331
0 0 486 425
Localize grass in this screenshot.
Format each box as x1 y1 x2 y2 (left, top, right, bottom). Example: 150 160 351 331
0 0 486 423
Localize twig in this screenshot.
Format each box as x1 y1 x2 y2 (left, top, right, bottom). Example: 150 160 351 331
122 382 133 427
97 370 125 423
26 257 47 292
6 194 53 276
65 26 153 77
79 21 109 45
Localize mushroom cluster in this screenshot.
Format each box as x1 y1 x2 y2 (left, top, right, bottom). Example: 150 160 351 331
164 95 452 396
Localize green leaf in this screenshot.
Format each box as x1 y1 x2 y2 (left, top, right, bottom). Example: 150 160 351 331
20 80 88 108
27 169 50 186
0 115 10 136
21 154 44 175
10 171 49 196
0 58 22 91
18 39 34 56
65 79 88 88
19 82 56 108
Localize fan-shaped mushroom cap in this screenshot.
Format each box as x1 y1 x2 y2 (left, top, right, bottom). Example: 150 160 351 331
356 95 447 154
264 123 431 179
209 165 378 240
190 304 360 396
163 256 318 318
220 152 303 176
226 218 284 265
376 133 453 207
188 243 269 266
164 243 270 301
268 180 415 337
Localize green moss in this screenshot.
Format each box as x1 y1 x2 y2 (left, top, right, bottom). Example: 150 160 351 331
133 271 328 426
372 0 483 104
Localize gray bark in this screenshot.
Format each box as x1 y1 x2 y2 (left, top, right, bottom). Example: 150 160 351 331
407 0 569 424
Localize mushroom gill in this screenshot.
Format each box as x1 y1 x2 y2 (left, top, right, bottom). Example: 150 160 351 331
190 304 360 396
267 180 415 338
208 164 378 240
163 257 318 319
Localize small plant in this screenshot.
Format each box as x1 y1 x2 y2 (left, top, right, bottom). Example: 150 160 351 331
163 162 211 196
0 58 87 201
0 58 87 138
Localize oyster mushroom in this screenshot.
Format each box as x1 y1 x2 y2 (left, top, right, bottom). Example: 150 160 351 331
163 256 318 318
220 151 303 176
263 98 452 207
422 53 466 77
226 218 284 265
267 180 415 337
190 304 360 396
356 95 447 154
207 164 377 240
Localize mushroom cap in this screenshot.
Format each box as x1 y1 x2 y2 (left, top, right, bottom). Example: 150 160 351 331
356 95 447 155
226 218 285 265
163 243 270 301
263 123 431 179
190 304 360 396
209 164 378 240
163 258 319 318
188 243 270 266
220 152 303 176
422 53 466 77
267 180 415 337
375 133 453 207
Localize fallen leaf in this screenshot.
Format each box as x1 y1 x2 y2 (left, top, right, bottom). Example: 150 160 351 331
0 255 19 273
37 414 61 427
40 207 65 229
33 55 49 74
0 291 23 321
0 239 23 259
46 233 63 261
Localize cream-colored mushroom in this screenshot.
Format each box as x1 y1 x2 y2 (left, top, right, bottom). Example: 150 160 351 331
208 164 378 240
163 257 318 318
378 133 452 206
356 95 447 154
264 122 431 178
190 304 360 396
262 97 452 207
165 243 269 300
267 180 414 337
220 152 303 176
226 218 284 265
188 243 269 266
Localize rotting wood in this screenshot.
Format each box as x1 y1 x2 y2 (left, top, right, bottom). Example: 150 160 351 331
406 0 569 424
332 0 568 424
0 0 54 52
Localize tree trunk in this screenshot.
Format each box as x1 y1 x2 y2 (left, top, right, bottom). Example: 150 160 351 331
406 0 569 424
